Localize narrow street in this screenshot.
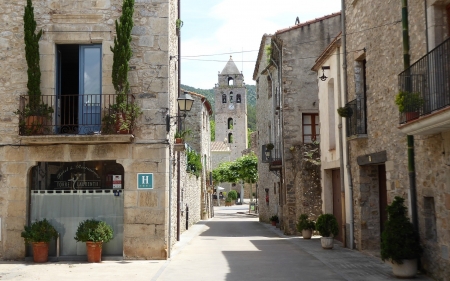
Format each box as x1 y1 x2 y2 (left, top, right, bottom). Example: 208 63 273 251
0 204 431 281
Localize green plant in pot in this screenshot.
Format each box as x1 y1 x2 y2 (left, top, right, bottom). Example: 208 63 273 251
21 219 58 263
105 0 142 134
316 214 339 249
337 106 353 118
297 214 315 239
395 90 424 121
74 219 114 263
18 0 54 135
269 215 279 226
381 196 422 278
175 129 191 143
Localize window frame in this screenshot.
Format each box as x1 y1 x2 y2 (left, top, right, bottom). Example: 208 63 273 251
302 113 320 143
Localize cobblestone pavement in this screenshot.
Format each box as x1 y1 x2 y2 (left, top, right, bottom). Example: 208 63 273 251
0 204 432 281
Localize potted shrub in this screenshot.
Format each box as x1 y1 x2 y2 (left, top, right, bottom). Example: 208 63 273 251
395 90 424 121
107 0 142 134
297 214 315 239
337 106 353 118
175 129 191 144
21 219 58 263
316 214 339 249
74 219 114 263
227 190 238 204
269 215 279 226
381 196 422 278
225 197 232 207
17 0 54 135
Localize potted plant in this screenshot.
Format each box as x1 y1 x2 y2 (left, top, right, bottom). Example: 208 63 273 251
381 196 422 278
337 106 353 118
297 214 315 239
395 90 424 120
269 215 279 226
227 190 238 204
175 129 191 144
18 0 54 135
266 143 274 150
107 0 142 134
316 214 339 249
21 219 58 263
225 197 232 207
74 219 114 263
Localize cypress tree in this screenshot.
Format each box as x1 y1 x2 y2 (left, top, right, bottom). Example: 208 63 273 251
24 0 42 110
111 0 134 104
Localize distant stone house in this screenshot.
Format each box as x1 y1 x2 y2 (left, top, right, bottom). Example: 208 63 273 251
311 33 352 245
0 0 201 261
254 13 342 234
343 0 450 279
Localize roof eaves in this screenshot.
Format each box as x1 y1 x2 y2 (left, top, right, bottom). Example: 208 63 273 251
275 12 341 35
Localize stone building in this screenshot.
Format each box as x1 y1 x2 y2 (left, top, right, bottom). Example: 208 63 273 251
312 33 351 245
0 0 201 261
254 13 341 234
211 57 248 198
343 0 449 278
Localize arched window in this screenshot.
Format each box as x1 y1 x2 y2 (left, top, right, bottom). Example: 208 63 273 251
228 118 233 129
228 133 233 143
228 77 234 86
236 94 241 103
229 91 234 103
222 93 227 103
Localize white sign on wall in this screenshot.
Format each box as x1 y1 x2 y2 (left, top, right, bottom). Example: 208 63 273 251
113 175 122 189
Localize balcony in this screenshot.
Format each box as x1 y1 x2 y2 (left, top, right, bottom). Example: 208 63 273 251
17 94 138 144
398 37 450 135
346 98 367 139
261 142 282 172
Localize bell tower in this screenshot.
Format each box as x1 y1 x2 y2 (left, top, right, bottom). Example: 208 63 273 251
214 56 248 160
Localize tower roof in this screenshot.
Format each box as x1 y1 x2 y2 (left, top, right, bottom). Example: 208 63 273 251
220 56 241 75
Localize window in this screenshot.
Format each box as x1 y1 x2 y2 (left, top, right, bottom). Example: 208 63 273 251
228 133 233 143
222 93 227 103
236 94 241 103
267 75 272 99
228 118 233 129
229 92 234 103
228 77 234 86
303 114 320 143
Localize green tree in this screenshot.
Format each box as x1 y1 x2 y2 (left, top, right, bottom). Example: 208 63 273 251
111 0 134 101
247 104 256 131
24 0 42 110
210 119 216 141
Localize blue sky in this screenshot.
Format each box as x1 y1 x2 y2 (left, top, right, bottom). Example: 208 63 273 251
181 0 342 89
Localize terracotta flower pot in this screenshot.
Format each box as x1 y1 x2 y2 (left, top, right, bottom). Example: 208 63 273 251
115 113 130 134
271 221 277 226
32 242 49 263
26 116 45 135
86 241 103 263
405 111 420 121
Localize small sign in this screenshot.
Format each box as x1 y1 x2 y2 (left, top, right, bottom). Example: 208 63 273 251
137 173 153 189
113 175 122 189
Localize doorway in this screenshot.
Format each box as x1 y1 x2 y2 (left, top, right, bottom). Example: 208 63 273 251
378 164 388 237
332 169 343 243
56 44 102 134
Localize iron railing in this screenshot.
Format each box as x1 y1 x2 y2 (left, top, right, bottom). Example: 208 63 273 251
346 98 367 137
398 37 450 124
261 142 282 165
17 94 137 136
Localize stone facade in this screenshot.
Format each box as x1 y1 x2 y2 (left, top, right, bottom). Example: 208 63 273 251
254 14 342 234
345 0 450 279
0 0 200 261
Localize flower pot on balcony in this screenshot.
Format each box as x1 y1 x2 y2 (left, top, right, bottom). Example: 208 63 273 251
26 116 45 135
405 111 420 121
115 113 130 134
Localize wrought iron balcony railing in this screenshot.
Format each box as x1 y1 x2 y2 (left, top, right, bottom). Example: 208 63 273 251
261 142 282 165
346 98 367 137
17 94 137 136
398 36 450 124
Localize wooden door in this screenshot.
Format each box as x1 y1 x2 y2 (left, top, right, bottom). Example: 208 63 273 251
378 165 388 237
332 169 343 243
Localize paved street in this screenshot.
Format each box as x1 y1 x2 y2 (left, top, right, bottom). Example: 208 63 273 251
0 204 431 281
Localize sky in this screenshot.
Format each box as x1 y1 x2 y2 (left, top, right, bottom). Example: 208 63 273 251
181 0 342 89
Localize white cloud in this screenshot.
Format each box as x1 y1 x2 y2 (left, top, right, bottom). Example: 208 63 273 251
181 0 341 89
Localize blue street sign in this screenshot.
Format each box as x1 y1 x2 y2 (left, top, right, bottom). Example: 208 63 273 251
137 173 153 189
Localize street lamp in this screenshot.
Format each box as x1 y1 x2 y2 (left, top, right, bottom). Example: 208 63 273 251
166 92 195 132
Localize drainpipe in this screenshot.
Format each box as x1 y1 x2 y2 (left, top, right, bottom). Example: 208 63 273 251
176 0 181 242
341 0 355 249
401 0 419 235
337 45 346 248
425 0 429 52
168 144 173 258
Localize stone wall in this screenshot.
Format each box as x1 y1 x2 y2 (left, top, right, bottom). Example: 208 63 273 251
345 0 450 279
0 0 179 260
275 14 341 234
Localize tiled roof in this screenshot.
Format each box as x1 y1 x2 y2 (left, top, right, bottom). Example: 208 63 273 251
211 141 230 152
220 56 241 75
275 12 341 35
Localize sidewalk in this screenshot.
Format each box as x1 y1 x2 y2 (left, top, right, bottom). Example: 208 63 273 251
263 223 431 281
